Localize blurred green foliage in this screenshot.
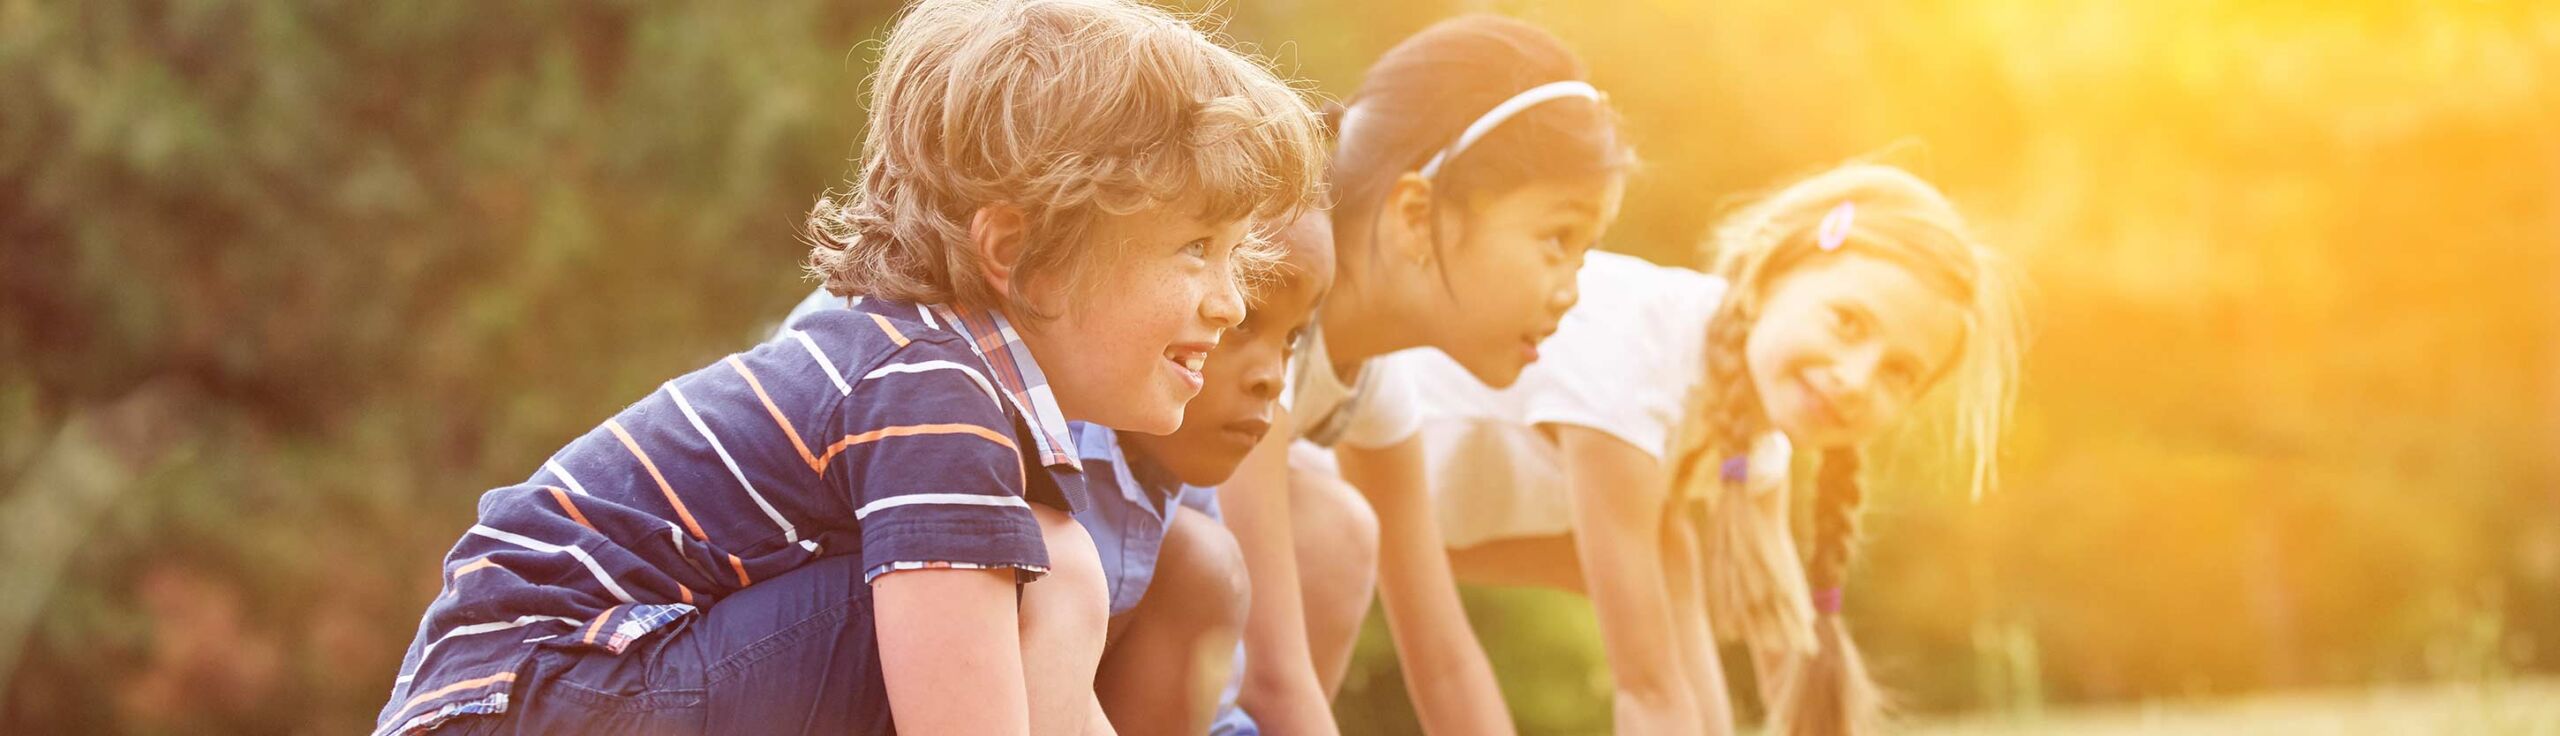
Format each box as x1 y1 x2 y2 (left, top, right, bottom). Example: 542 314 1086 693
3 0 2555 733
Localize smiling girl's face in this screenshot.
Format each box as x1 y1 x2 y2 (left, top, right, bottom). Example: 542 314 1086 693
1744 253 1968 449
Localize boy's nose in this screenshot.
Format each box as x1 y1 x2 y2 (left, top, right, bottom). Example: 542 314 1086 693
1203 272 1247 330
1242 353 1283 401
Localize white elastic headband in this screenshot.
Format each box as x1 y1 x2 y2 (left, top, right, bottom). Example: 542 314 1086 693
1416 80 1603 180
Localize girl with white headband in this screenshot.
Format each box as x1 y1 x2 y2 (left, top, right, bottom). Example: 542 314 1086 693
1354 162 2028 735
1212 14 1635 736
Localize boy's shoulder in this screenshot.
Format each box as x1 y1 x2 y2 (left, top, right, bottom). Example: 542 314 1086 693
769 296 1016 422
778 291 1083 491
783 295 982 361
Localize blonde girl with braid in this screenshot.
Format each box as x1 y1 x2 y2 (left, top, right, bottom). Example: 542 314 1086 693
1356 162 2025 735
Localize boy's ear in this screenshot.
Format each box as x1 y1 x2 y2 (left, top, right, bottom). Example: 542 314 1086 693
1383 172 1438 267
969 204 1031 299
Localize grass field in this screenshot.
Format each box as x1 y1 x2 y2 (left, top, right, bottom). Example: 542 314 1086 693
1903 678 2560 736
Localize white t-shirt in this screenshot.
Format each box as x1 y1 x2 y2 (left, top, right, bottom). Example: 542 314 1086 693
1288 314 1421 450
1370 251 1795 546
1389 251 1727 456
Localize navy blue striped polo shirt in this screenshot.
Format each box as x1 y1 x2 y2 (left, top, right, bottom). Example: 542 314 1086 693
374 296 1086 736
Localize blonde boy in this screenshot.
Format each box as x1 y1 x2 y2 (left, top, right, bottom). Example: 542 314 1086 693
375 2 1323 734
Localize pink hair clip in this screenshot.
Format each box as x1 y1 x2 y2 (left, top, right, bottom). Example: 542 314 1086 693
1817 201 1856 251
1813 587 1844 614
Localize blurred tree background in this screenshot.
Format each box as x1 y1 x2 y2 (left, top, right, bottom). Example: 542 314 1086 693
2 0 2554 733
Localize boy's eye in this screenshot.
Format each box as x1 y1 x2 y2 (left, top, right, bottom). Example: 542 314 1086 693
1180 239 1210 259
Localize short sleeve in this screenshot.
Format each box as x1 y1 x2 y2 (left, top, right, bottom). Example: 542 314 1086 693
1335 353 1427 449
833 334 1049 584
1517 316 1684 459
1519 264 1728 460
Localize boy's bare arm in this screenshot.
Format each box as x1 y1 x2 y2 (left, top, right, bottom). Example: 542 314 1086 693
876 567 1032 736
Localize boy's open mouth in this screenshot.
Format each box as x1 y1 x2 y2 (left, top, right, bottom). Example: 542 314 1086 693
1163 343 1213 389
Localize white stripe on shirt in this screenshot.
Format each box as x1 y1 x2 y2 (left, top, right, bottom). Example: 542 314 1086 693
545 460 590 496
853 492 1030 521
666 382 800 543
404 614 585 677
467 525 639 604
785 329 853 395
864 360 1002 407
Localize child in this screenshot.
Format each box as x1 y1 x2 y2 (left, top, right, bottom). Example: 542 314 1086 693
1355 162 2027 735
1085 211 1333 736
1215 15 1636 736
775 210 1333 735
373 1 1325 734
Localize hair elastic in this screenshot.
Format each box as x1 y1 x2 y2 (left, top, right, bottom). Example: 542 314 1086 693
1720 456 1748 483
1813 587 1844 614
1416 80 1603 180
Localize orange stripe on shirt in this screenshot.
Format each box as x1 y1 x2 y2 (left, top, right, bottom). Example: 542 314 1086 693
815 423 1018 473
440 557 502 598
545 486 596 531
582 604 625 646
728 554 752 587
452 557 500 580
869 313 910 347
727 356 824 473
604 419 709 541
729 358 1018 476
393 671 518 720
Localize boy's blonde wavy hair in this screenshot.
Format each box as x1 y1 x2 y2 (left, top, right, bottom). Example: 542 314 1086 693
804 0 1328 321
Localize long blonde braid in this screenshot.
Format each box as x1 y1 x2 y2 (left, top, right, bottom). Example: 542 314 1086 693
1671 162 2026 735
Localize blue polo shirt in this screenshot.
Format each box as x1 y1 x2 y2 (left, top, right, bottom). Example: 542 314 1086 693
375 296 1086 736
1069 424 1260 736
1071 423 1199 617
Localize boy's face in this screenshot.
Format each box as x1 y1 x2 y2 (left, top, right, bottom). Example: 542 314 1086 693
1023 203 1250 435
1125 214 1334 486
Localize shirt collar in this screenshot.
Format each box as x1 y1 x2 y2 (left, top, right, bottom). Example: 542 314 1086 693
926 302 1082 472
1073 422 1185 519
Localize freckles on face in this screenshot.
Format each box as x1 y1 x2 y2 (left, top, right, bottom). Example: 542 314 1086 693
1742 254 1967 448
1023 207 1249 435
1124 258 1327 486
